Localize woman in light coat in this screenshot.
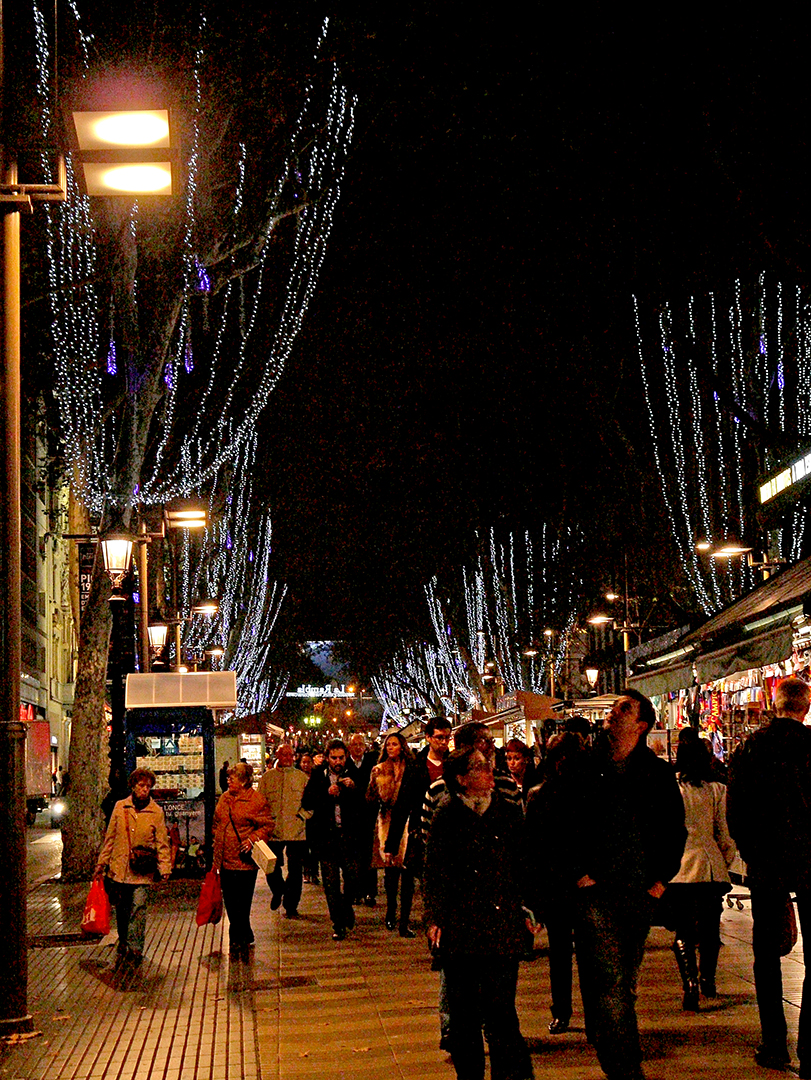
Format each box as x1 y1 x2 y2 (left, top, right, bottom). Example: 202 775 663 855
365 732 421 936
94 768 172 967
212 762 275 961
667 729 736 1010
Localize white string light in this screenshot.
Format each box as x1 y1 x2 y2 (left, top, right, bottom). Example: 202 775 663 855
637 277 809 613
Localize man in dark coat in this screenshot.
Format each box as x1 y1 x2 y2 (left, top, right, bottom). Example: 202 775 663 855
568 689 686 1080
301 739 363 940
424 746 533 1080
345 733 378 904
728 676 811 1075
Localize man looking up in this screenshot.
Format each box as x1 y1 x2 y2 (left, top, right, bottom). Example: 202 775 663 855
410 717 452 877
728 676 811 1076
257 744 310 919
301 740 362 941
569 689 685 1080
420 720 520 1054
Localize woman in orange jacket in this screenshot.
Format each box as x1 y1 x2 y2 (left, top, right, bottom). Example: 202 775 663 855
212 762 274 961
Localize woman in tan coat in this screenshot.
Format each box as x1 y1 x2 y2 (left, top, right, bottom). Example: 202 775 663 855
94 768 172 967
212 762 275 961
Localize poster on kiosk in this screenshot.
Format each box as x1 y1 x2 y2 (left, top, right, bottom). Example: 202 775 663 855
125 671 237 875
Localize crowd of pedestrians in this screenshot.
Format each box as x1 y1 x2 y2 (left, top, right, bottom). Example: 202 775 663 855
92 675 811 1080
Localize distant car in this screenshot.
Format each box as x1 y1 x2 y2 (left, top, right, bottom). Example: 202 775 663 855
50 797 68 829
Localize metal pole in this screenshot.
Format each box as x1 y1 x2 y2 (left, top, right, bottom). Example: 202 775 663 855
0 153 33 1033
136 530 149 672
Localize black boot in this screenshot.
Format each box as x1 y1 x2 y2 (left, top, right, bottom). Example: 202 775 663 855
699 938 720 997
673 939 699 1011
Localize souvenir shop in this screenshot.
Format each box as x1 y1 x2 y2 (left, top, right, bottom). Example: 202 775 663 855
627 553 811 764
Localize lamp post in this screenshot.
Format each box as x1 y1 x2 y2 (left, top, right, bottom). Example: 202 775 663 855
0 26 67 1030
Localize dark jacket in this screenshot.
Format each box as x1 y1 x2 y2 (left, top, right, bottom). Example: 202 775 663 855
301 764 363 858
345 750 377 795
569 736 686 894
524 772 580 918
727 716 811 890
423 790 527 956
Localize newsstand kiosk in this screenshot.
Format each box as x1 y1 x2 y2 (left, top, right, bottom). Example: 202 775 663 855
124 672 237 874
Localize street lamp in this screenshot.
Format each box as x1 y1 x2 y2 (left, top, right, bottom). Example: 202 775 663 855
71 108 175 196
585 667 600 691
100 532 134 601
1 140 66 1034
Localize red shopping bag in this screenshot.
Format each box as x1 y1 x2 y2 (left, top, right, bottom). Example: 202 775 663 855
196 870 223 926
81 877 112 936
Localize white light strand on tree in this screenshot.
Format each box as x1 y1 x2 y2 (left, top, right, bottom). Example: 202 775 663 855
424 524 583 704
637 276 811 615
38 15 356 512
180 436 289 716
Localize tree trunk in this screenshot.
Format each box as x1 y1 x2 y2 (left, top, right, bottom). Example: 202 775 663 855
60 552 112 880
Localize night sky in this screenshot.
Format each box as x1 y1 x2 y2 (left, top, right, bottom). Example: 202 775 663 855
254 12 811 665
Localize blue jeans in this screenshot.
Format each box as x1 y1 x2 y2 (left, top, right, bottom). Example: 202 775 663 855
116 884 149 955
575 885 652 1079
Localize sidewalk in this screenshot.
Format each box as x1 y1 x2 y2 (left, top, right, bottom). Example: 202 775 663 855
3 877 802 1080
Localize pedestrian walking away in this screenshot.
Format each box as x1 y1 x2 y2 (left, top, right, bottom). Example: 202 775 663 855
728 675 811 1076
525 729 590 1035
665 728 735 1012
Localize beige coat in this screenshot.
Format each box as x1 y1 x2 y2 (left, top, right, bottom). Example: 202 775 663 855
96 795 172 885
256 766 310 842
670 779 736 885
212 788 275 871
367 760 408 868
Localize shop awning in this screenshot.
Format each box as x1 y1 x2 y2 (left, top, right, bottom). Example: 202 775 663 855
680 555 811 649
627 661 696 698
693 625 794 683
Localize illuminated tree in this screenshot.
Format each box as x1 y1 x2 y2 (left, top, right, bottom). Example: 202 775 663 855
26 4 356 876
372 524 584 722
636 273 811 616
425 525 584 707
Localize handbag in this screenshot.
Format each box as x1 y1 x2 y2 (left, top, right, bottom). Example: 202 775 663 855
126 806 158 876
81 877 112 936
196 870 223 926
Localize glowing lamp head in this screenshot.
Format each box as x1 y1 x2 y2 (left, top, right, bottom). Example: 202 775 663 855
147 622 169 651
711 543 752 558
587 613 613 625
81 162 172 194
73 110 171 150
585 667 600 689
695 540 712 552
192 598 219 616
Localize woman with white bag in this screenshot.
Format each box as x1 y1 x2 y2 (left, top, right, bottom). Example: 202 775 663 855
212 762 275 962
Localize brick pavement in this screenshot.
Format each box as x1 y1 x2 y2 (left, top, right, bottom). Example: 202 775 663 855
1 877 804 1080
